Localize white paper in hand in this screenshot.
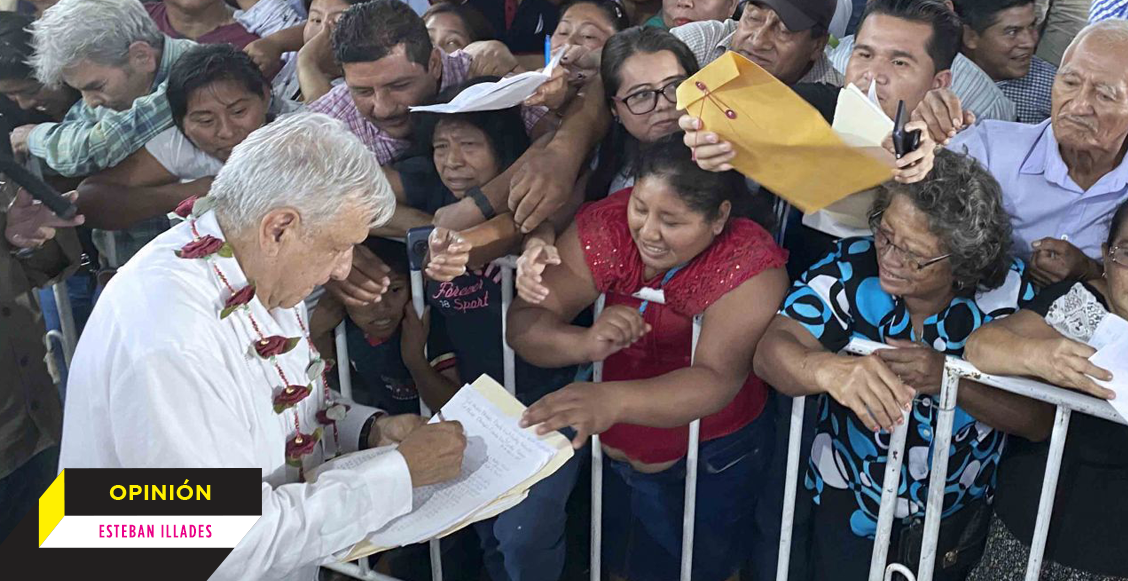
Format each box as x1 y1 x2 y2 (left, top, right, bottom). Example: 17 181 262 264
1088 313 1128 422
802 82 895 239
410 49 565 114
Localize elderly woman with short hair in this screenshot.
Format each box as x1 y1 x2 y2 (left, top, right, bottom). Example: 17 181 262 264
753 149 1054 581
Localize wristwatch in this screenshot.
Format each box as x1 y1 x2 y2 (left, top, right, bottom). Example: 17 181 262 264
359 411 387 449
465 186 496 220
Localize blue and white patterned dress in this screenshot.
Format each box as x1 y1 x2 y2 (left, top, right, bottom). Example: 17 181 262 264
779 237 1037 538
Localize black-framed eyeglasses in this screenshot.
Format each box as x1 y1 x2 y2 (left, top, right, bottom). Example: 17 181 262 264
614 79 684 115
868 210 952 271
1109 245 1128 268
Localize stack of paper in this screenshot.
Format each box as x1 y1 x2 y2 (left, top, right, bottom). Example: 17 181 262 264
311 375 573 560
802 83 896 238
409 49 565 114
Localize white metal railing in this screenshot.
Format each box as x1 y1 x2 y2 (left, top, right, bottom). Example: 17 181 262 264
588 291 706 581
329 246 716 581
329 252 523 581
774 337 1128 581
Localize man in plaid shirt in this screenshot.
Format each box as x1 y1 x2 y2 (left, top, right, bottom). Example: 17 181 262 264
11 0 196 178
10 0 202 278
309 0 552 166
955 0 1056 124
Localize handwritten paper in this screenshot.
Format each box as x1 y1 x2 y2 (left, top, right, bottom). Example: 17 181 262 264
340 375 573 559
410 50 565 114
306 445 398 483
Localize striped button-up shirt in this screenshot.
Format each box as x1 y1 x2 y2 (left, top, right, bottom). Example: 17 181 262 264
829 35 1017 122
1090 0 1128 22
26 37 197 177
671 19 845 86
308 50 548 165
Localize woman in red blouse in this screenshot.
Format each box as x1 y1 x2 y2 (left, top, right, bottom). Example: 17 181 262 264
507 135 788 581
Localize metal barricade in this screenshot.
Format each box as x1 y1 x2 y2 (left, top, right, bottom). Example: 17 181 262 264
588 290 706 581
774 337 1128 581
328 252 523 581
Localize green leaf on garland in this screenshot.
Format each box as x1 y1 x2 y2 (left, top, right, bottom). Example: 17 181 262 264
217 243 234 258
281 337 301 355
220 304 239 319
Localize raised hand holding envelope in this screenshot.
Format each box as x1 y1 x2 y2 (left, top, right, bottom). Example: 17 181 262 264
675 51 893 214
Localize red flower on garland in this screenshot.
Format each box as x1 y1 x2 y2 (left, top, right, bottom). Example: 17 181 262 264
273 384 312 413
253 335 300 359
173 196 199 218
175 235 226 259
220 284 256 319
285 429 322 467
316 403 351 425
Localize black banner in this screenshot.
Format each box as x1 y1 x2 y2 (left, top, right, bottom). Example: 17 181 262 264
66 469 261 516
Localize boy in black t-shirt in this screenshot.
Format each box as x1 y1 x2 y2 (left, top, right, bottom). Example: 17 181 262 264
310 237 461 414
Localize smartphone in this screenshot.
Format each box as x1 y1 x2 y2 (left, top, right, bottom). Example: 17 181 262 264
892 100 921 159
0 115 79 219
0 156 79 219
406 226 435 271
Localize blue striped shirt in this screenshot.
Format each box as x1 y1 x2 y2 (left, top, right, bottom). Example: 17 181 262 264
1090 0 1128 22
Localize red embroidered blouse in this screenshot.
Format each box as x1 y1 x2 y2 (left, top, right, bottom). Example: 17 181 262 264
576 189 788 464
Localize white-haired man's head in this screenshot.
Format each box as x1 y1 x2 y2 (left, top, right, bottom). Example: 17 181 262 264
30 0 164 110
1052 19 1128 161
211 112 396 310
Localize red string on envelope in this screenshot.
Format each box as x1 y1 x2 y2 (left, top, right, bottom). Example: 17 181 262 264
691 81 737 162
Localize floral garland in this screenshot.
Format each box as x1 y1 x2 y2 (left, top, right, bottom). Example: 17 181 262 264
175 196 348 481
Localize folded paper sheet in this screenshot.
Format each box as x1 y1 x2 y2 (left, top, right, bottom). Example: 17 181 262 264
803 83 896 237
1088 313 1128 423
410 49 565 114
676 52 893 214
315 375 573 561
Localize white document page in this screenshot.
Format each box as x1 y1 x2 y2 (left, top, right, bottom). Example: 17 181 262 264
358 380 556 548
1089 313 1128 422
410 49 565 114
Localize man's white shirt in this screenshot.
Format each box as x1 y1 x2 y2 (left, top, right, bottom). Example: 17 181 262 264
60 210 413 581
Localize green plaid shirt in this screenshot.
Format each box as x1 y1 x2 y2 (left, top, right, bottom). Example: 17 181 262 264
26 37 197 177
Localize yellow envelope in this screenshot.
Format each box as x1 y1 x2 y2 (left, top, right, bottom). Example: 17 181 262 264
676 51 893 214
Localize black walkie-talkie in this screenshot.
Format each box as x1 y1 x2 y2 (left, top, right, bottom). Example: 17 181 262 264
0 115 79 219
892 100 921 159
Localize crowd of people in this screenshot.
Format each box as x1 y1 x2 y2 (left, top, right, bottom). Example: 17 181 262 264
2 0 1127 580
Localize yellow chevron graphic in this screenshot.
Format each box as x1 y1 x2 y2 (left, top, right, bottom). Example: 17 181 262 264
38 469 65 546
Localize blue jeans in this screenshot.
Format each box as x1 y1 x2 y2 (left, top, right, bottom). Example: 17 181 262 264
0 447 59 544
473 430 585 581
36 272 98 398
602 405 776 581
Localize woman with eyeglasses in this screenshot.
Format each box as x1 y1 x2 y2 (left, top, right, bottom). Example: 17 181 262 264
588 26 699 199
515 26 701 305
963 199 1128 581
753 149 1054 581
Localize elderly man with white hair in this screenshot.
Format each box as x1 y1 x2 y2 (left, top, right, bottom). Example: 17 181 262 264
58 112 467 581
914 18 1128 288
9 0 196 177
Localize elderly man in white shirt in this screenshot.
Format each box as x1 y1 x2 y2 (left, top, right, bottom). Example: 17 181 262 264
58 112 467 581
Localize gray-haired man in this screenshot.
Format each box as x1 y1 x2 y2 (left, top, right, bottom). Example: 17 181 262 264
10 0 196 177
59 112 467 580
